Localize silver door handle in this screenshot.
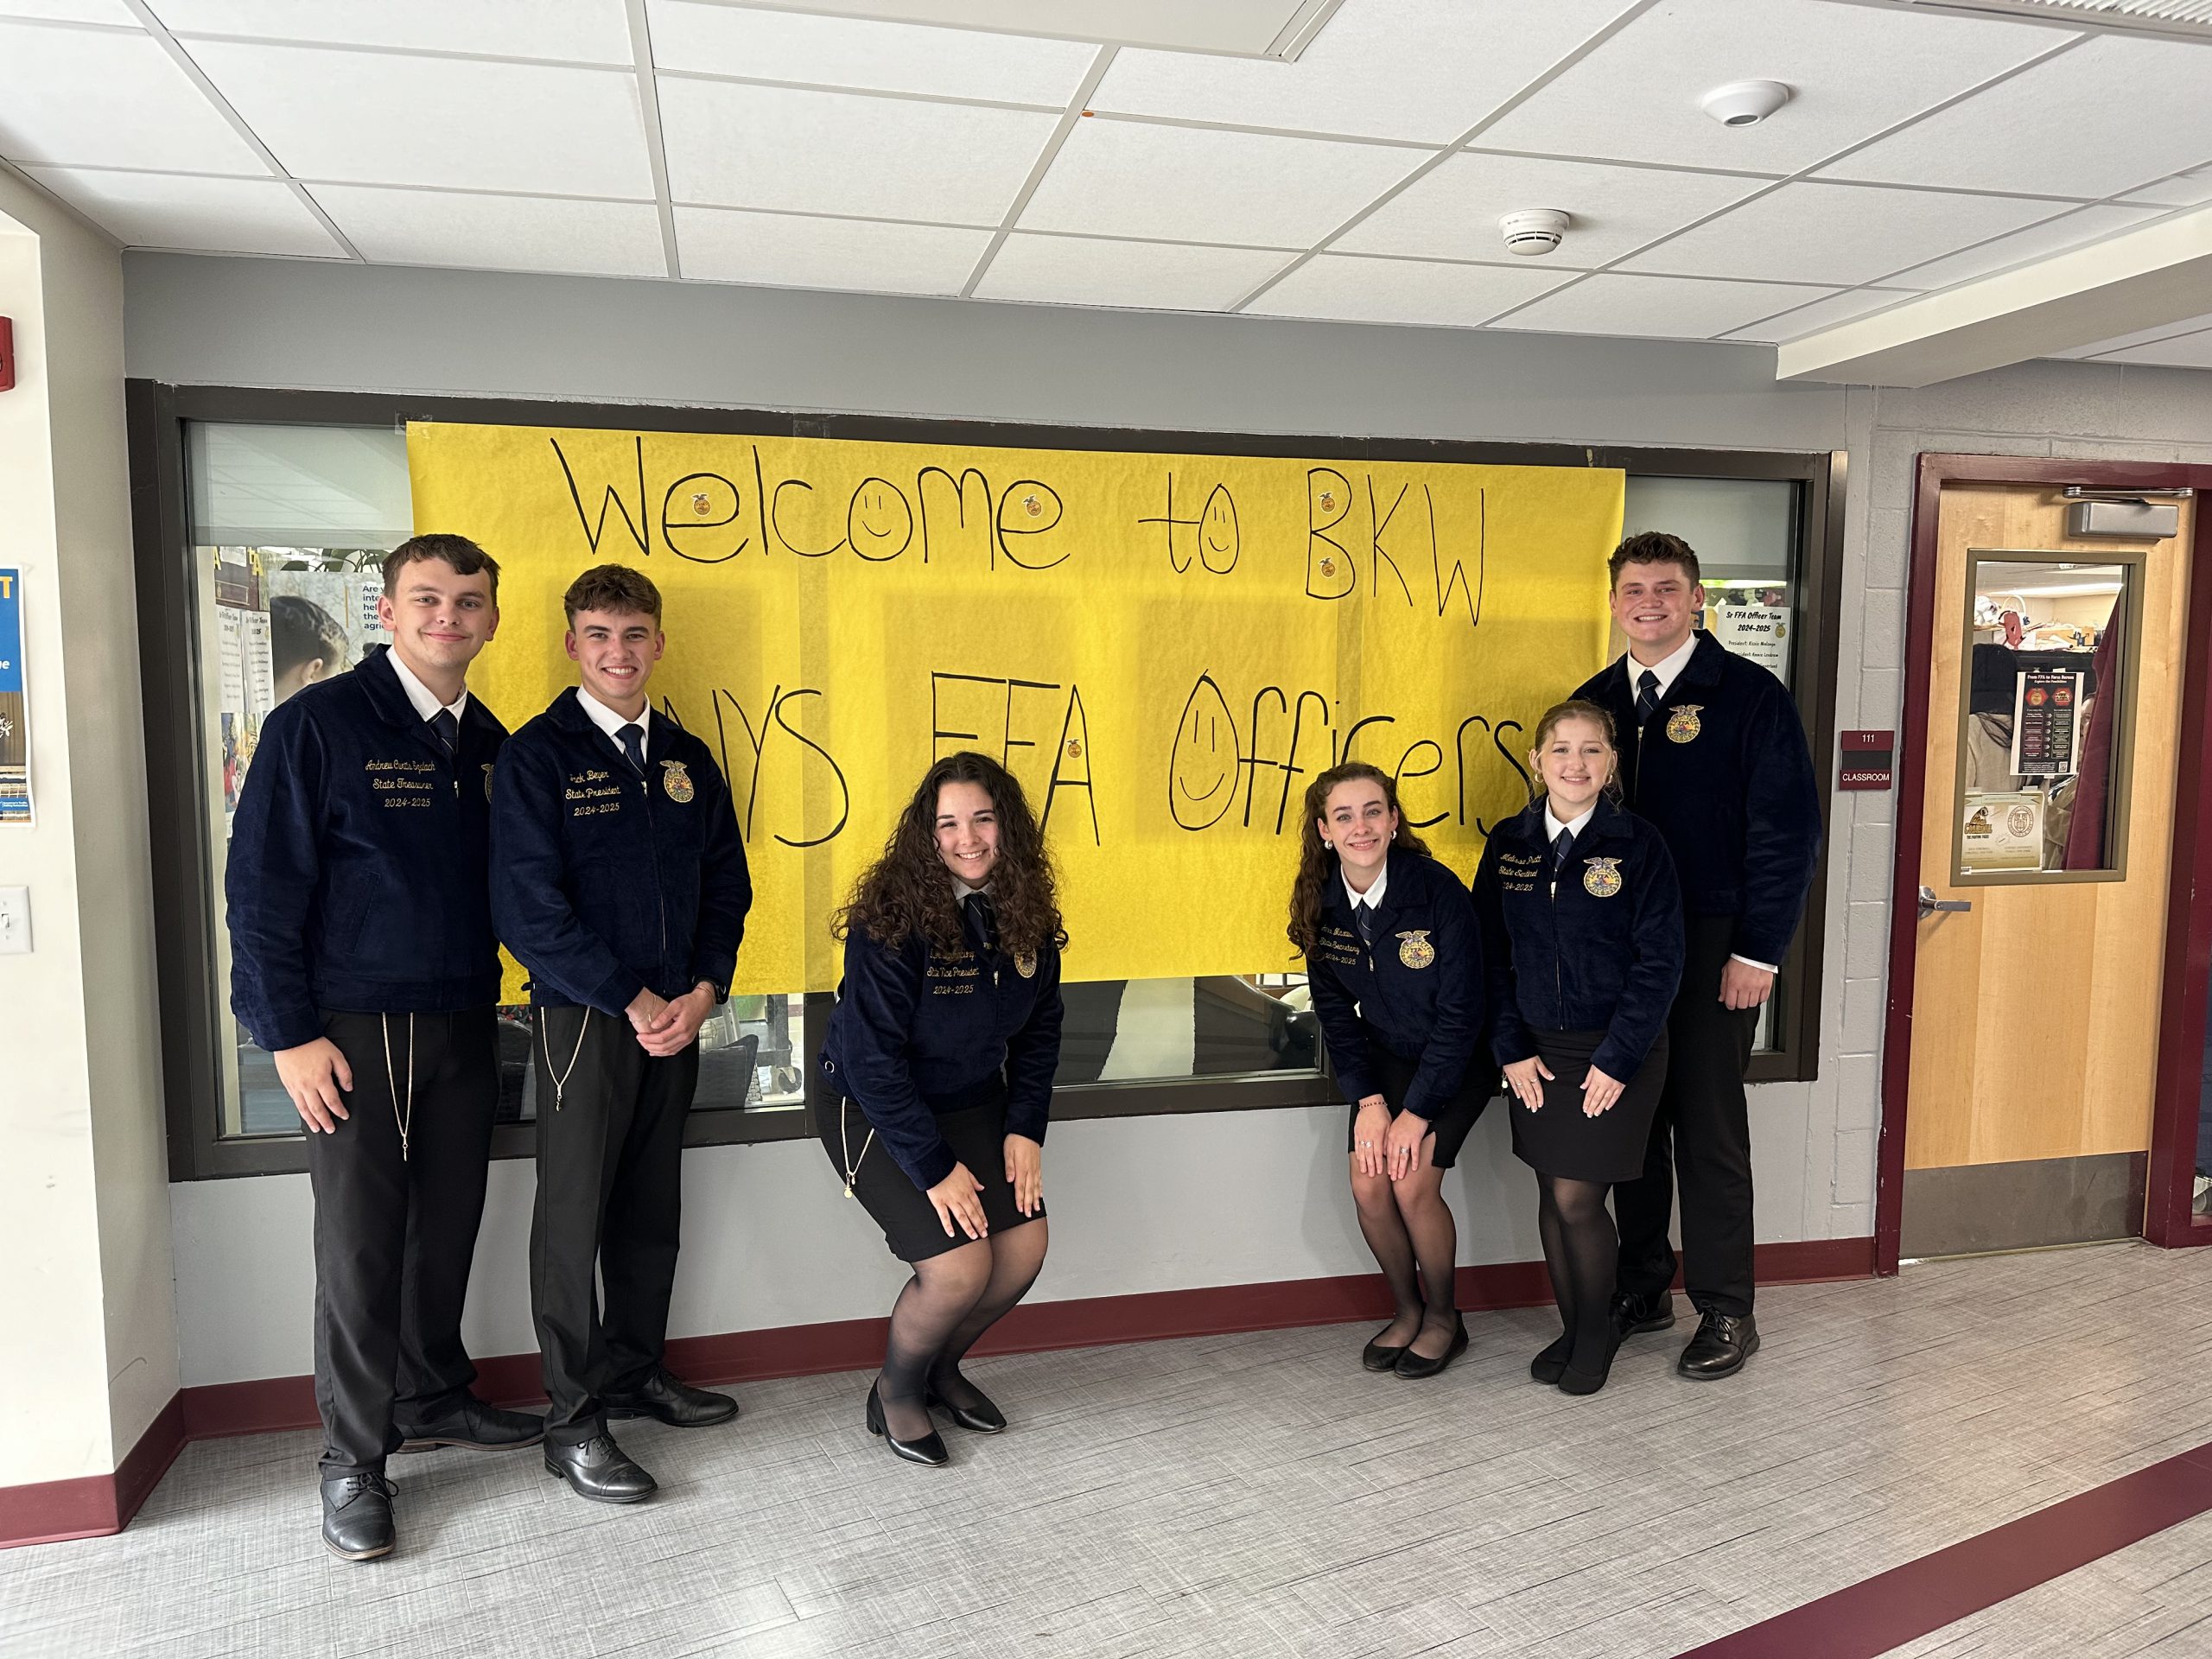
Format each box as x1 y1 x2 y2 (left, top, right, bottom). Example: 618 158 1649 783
1917 885 1972 918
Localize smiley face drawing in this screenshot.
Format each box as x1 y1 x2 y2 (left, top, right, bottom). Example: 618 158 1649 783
845 477 914 563
1199 483 1240 575
1169 672 1238 830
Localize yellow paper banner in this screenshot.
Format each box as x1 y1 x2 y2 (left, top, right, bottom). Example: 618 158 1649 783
408 423 1624 995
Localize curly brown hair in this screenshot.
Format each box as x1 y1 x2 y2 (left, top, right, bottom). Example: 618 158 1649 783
833 751 1067 960
1287 761 1433 956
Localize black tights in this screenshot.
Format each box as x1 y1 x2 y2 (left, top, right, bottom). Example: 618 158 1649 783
876 1220 1047 1440
1351 1157 1460 1359
1535 1175 1617 1373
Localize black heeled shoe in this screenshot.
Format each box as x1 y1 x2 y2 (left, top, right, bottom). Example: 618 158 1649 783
924 1383 1006 1433
865 1382 948 1466
1558 1328 1623 1396
1394 1314 1468 1380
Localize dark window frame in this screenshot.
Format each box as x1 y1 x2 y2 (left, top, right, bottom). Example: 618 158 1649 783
130 379 1842 1180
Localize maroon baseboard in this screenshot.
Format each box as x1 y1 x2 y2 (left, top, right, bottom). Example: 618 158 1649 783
0 1392 187 1550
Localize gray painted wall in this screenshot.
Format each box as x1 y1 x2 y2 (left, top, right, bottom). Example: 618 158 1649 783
123 252 2212 1386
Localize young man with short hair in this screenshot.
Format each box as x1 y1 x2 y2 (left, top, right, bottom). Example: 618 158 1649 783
1573 531 1821 1379
270 593 348 704
228 534 543 1564
492 564 753 1503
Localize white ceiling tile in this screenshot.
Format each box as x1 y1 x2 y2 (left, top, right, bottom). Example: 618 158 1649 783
1091 0 1641 145
1243 253 1571 329
645 0 1092 105
674 205 990 294
0 22 266 173
1335 150 1765 269
312 183 665 276
2123 164 2212 209
2055 312 2212 359
1496 271 1840 339
149 0 635 62
658 78 1056 224
1019 118 1427 246
973 234 1294 311
1478 0 2062 176
0 1 137 22
22 164 340 252
186 41 654 195
2094 329 2212 370
1721 285 1917 343
1882 202 2173 291
1821 36 2212 201
1618 181 2069 287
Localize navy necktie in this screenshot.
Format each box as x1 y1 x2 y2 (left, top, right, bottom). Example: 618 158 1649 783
430 709 458 754
619 722 646 775
1635 668 1660 724
1552 828 1573 877
1353 901 1377 947
963 891 997 952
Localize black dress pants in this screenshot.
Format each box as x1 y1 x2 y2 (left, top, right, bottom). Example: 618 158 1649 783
529 1006 701 1447
304 1007 499 1478
1614 915 1760 1318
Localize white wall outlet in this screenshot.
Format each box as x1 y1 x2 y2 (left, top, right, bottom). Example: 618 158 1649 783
0 886 30 953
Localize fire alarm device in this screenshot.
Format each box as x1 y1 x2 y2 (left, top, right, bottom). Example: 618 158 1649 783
0 318 13 392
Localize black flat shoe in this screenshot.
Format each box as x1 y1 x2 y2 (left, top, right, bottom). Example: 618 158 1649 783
397 1398 544 1452
1678 1312 1759 1380
1394 1315 1468 1380
1361 1325 1413 1372
1529 1332 1573 1385
320 1472 395 1562
543 1433 658 1504
1558 1329 1622 1396
603 1368 740 1429
866 1382 948 1466
924 1384 1006 1433
1610 1288 1676 1338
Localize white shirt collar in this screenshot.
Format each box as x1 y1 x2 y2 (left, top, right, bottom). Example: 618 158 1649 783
386 648 467 724
951 879 988 903
573 684 651 747
1625 632 1700 703
1341 859 1388 912
1544 802 1597 843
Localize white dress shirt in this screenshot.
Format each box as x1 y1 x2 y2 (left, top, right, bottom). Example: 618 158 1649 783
386 648 468 724
573 684 652 751
1341 859 1388 918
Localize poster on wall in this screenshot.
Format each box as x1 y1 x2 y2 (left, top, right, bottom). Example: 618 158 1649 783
1708 582 1791 683
2009 666 2082 777
214 550 276 828
1962 790 2044 872
0 567 29 824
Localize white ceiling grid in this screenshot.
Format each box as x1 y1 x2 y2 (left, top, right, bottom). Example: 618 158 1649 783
0 0 2205 366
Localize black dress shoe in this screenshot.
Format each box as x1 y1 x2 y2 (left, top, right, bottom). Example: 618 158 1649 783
603 1369 740 1429
1611 1288 1676 1338
924 1384 1006 1433
866 1382 948 1466
543 1433 658 1504
320 1472 396 1562
1394 1315 1468 1380
1529 1331 1573 1385
397 1398 544 1452
1678 1312 1759 1379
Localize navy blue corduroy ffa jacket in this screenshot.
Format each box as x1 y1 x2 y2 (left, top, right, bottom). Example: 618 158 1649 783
819 911 1063 1191
1306 848 1484 1119
1575 632 1821 968
226 645 506 1052
1472 795 1684 1083
490 690 753 1015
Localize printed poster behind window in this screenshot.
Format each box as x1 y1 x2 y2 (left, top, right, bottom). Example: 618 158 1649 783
2009 665 2082 777
0 568 28 823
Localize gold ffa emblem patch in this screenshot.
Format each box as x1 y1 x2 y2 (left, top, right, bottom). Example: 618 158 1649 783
1014 953 1039 979
1397 931 1436 969
1582 858 1624 898
660 760 695 804
1666 704 1703 744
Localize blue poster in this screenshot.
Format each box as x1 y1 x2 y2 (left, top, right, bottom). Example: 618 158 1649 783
0 568 28 823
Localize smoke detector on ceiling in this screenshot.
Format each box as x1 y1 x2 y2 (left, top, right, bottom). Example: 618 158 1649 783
1498 209 1571 257
1700 79 1794 126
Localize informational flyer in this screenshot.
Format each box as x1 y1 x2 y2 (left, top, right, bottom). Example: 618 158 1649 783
1709 582 1791 684
0 567 29 824
2009 666 2082 776
1962 791 2044 873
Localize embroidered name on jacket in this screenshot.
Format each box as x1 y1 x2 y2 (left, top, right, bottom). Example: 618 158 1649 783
926 955 981 996
564 767 625 819
366 758 436 810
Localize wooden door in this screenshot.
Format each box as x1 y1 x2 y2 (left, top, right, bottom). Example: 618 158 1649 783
1901 481 2194 1255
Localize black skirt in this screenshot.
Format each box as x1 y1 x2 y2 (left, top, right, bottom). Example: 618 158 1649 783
812 1076 1045 1263
1343 1045 1494 1170
1509 1028 1669 1184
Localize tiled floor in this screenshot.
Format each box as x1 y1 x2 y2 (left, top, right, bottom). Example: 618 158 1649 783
7 1242 2212 1658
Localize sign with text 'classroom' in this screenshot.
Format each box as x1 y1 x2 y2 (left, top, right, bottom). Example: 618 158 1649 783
408 423 1624 994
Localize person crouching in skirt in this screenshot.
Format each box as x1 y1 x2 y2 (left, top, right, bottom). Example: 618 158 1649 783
1473 700 1683 1395
1293 762 1489 1379
816 752 1065 1466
